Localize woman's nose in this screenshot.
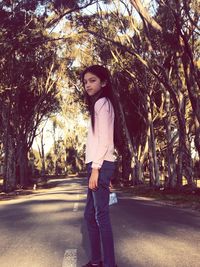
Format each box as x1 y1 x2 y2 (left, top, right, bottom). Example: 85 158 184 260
85 84 91 89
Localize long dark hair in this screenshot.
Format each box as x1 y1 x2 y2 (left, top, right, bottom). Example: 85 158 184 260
81 65 115 132
81 65 123 153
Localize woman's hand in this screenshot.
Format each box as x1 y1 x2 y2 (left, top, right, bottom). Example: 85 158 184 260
109 180 113 191
89 168 99 190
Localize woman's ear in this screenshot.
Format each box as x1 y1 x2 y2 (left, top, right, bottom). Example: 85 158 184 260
101 80 107 87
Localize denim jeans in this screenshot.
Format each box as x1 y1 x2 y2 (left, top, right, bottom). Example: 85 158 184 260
84 160 116 267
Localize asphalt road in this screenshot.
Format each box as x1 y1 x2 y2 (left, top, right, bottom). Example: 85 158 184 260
0 177 200 267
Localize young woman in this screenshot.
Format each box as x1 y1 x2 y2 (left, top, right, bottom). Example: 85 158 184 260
81 65 117 267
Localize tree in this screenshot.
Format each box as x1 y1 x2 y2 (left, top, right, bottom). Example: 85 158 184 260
66 0 199 189
0 1 61 191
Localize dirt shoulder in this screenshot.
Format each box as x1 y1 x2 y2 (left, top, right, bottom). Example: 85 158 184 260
0 177 67 202
114 184 200 212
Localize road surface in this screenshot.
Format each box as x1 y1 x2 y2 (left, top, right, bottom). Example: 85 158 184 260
0 177 200 267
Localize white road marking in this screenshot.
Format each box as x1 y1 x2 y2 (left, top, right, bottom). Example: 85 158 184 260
73 194 80 212
73 203 79 212
62 249 77 267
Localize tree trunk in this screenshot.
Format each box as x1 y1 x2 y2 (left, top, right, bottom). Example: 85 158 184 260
181 53 200 157
146 94 160 187
164 91 177 188
154 67 194 188
3 135 16 192
176 92 193 187
194 117 200 159
133 142 144 185
41 130 46 176
17 144 29 187
2 100 16 192
37 128 46 177
134 157 144 185
148 137 155 187
113 75 135 182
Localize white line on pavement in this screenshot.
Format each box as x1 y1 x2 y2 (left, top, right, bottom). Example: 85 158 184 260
73 203 79 212
73 194 80 212
62 249 77 267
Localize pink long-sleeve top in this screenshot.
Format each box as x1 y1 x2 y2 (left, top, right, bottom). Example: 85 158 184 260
85 97 115 169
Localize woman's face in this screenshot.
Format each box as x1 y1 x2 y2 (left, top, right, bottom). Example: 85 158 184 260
83 72 106 96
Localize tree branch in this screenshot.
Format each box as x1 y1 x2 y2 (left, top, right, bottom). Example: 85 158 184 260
129 0 162 31
46 0 98 28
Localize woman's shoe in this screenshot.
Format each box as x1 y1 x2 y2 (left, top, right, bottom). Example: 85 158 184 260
82 261 103 267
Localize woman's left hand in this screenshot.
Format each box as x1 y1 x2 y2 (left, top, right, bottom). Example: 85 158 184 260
89 168 99 190
109 181 113 191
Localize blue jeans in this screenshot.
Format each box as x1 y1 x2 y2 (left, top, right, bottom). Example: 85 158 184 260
84 160 116 267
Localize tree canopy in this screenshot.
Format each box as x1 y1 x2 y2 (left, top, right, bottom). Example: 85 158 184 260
0 0 199 193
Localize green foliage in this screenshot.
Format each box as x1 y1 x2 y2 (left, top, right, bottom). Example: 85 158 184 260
64 0 199 187
0 0 199 191
0 0 63 190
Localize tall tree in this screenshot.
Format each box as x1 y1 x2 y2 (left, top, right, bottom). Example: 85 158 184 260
0 1 61 191
66 0 199 188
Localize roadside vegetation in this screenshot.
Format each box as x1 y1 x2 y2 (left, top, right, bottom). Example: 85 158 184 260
0 1 199 209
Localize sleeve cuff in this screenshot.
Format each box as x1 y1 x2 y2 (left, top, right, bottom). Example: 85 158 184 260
92 162 102 169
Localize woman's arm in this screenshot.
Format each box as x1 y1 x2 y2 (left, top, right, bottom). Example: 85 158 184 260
91 98 114 169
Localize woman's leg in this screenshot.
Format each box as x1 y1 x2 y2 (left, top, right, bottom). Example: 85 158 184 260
92 161 116 267
84 180 102 264
92 188 115 267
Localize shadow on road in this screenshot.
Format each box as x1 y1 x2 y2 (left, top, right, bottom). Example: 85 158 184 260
1 177 200 267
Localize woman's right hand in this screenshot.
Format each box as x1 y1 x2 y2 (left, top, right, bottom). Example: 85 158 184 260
89 168 99 190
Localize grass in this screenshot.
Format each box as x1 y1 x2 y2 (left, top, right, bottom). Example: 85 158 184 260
115 183 200 211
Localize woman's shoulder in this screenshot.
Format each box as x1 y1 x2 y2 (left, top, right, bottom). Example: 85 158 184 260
95 97 110 111
94 97 113 114
95 97 107 105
